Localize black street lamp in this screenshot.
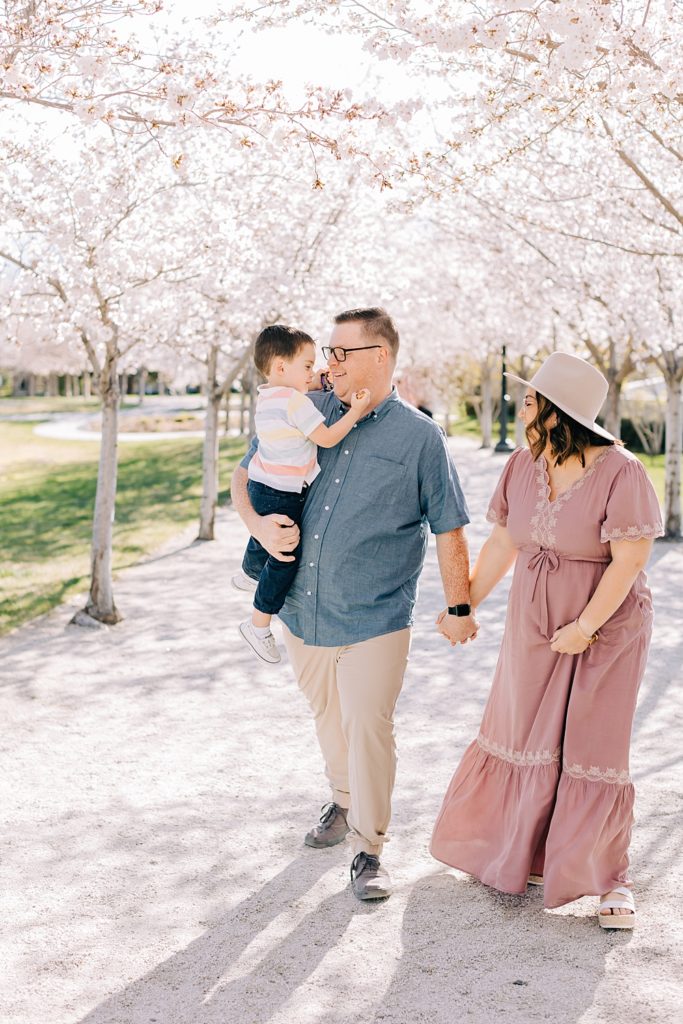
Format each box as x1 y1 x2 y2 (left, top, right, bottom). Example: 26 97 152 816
495 343 516 453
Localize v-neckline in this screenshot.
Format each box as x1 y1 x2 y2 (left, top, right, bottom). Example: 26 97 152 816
541 446 612 507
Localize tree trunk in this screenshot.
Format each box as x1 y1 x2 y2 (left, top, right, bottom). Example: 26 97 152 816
603 380 622 438
47 371 58 397
197 345 252 539
120 373 129 403
138 368 147 404
223 388 232 436
240 375 249 435
514 380 526 447
479 365 494 448
83 372 92 398
27 374 36 396
198 346 221 542
82 349 122 623
664 375 682 539
248 369 258 440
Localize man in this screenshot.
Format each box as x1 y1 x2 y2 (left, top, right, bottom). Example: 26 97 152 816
231 308 477 901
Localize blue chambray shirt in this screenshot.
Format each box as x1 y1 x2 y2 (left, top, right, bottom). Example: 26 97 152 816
240 387 469 647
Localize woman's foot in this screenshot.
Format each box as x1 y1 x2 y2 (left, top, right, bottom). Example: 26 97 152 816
598 886 635 929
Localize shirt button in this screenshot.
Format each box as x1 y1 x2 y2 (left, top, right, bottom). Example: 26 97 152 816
314 534 319 539
334 478 340 484
309 562 314 567
344 449 349 455
324 505 330 511
352 424 357 429
306 590 312 596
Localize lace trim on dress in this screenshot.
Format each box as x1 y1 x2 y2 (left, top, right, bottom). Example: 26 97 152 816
486 507 507 526
600 523 664 543
562 759 631 786
530 447 612 549
477 733 560 767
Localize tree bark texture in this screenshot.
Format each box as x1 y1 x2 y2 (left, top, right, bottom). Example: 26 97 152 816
84 349 122 623
664 375 682 539
479 363 494 449
198 346 221 542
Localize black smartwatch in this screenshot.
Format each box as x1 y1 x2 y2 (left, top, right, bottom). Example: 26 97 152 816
448 603 472 616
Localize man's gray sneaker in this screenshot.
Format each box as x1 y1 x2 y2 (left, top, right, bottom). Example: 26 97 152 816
304 802 350 849
350 852 392 901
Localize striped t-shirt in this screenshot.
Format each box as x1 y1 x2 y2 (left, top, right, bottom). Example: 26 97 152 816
248 385 326 493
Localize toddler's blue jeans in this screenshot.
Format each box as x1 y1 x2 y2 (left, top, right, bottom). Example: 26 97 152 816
241 480 307 615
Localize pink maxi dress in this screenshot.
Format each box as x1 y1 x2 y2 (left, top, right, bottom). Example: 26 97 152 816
431 444 664 909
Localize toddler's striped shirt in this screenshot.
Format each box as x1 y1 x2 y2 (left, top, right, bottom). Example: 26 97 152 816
248 385 326 493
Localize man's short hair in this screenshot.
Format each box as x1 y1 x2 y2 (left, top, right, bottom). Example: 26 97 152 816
333 307 399 359
254 324 314 377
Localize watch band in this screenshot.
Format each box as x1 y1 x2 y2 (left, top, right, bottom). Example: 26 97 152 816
448 603 472 616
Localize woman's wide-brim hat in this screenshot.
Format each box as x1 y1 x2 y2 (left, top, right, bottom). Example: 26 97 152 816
505 351 616 441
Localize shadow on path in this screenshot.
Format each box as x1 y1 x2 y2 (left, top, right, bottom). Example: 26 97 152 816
77 853 352 1024
369 873 610 1024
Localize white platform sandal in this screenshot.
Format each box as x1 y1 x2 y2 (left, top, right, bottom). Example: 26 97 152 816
598 886 636 930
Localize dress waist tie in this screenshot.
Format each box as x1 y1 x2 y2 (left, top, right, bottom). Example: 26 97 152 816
523 546 611 640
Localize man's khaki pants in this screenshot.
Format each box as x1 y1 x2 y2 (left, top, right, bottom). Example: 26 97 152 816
283 624 411 856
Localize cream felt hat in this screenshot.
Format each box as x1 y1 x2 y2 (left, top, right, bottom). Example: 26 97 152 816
505 351 616 442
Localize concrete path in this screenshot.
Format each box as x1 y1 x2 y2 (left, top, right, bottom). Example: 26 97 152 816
30 399 211 443
1 441 682 1024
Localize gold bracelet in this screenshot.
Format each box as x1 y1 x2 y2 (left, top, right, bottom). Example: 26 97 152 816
575 618 599 646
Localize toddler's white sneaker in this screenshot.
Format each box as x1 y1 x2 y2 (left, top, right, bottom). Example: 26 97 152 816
232 570 258 592
239 621 281 664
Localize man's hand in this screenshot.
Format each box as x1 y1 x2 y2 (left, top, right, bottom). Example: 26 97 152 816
435 609 479 646
254 514 300 562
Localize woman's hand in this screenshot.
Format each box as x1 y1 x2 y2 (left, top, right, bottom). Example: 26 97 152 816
436 608 479 646
550 620 591 655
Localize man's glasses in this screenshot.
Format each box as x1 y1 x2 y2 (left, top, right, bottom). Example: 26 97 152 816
321 345 384 363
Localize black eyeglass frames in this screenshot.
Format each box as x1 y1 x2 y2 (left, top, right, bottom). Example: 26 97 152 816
321 344 384 362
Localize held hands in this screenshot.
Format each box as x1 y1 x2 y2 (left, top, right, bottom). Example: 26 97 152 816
435 609 480 647
350 388 372 415
255 514 300 562
550 619 595 655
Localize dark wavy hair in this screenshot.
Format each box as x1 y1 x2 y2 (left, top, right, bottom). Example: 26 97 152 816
527 392 614 466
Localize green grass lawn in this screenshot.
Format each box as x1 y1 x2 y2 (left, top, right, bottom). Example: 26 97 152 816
0 421 246 635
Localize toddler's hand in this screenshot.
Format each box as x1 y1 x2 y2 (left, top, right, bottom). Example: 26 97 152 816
351 388 372 413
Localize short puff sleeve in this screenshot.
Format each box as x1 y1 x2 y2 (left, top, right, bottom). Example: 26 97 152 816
486 447 525 527
600 456 664 543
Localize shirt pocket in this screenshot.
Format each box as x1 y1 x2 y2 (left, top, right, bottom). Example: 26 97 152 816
366 455 407 505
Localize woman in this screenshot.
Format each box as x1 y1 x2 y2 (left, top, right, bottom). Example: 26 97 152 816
431 352 663 928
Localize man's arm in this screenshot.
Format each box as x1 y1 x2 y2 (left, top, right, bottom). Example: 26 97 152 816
230 465 300 562
434 527 479 645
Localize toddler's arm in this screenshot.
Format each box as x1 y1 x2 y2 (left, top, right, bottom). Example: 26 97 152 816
308 388 372 449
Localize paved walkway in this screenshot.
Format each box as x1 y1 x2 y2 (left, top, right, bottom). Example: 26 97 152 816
1 442 682 1024
30 399 212 443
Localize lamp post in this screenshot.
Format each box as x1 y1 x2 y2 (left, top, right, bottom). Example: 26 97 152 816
495 343 516 453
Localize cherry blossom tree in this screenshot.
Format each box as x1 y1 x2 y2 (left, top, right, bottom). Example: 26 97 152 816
0 124 211 621
1 0 415 190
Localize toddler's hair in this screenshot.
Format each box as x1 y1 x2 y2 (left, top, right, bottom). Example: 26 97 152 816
254 325 314 377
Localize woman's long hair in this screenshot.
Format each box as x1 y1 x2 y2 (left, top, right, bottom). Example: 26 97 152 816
527 393 615 466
